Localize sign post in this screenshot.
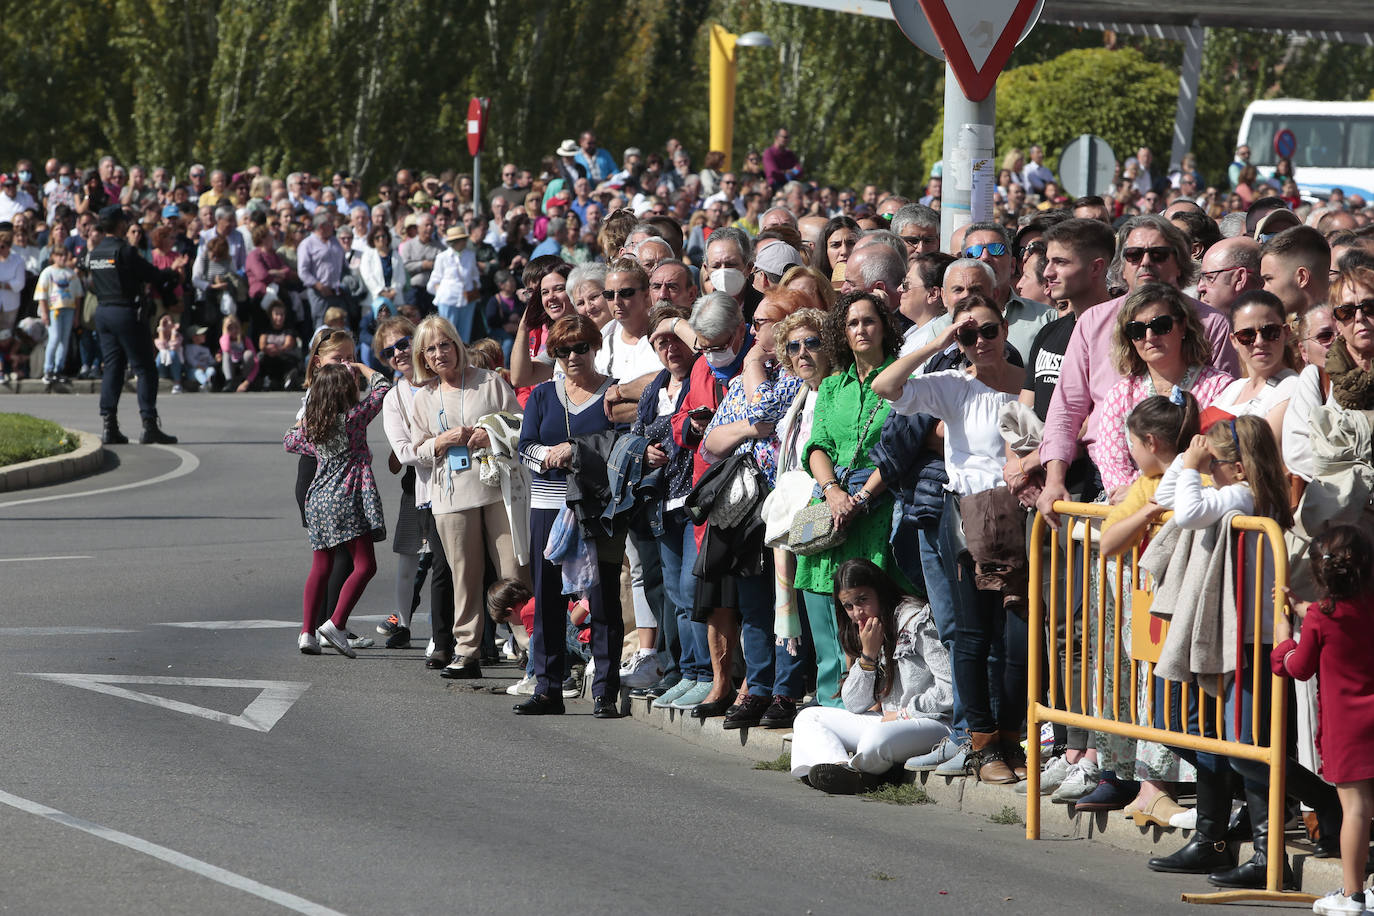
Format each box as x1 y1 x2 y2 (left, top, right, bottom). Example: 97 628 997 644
1058 134 1117 200
1273 128 1297 161
467 97 489 213
891 0 1041 249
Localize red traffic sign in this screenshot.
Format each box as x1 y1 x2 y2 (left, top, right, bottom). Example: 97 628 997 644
917 0 1039 101
1273 128 1296 160
466 97 489 157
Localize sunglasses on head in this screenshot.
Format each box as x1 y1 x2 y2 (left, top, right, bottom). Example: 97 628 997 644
380 336 411 360
1124 314 1177 340
963 242 1007 258
1122 246 1173 265
1333 300 1374 323
956 322 1001 346
550 341 592 359
1231 324 1284 347
785 336 823 356
602 286 643 301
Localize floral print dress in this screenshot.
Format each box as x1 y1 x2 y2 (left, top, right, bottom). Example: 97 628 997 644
284 374 391 550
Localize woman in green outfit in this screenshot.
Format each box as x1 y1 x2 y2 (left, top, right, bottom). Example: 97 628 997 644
795 290 904 707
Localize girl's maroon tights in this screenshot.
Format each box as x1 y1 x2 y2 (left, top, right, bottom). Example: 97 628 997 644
301 537 378 631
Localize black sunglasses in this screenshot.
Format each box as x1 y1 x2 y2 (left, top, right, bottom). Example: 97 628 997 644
380 336 411 360
1333 300 1374 323
1124 315 1177 340
785 336 823 356
1231 324 1284 347
602 287 643 301
1307 328 1337 345
1122 246 1173 265
550 341 592 359
956 322 1001 346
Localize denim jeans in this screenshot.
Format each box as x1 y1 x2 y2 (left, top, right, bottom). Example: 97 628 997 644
45 309 75 376
157 352 185 384
737 560 777 698
658 513 710 681
918 526 965 737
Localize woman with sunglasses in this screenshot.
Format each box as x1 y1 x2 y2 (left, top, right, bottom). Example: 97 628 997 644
514 314 625 718
1298 304 1337 369
1092 283 1233 501
1208 290 1299 444
873 294 1028 783
410 315 526 678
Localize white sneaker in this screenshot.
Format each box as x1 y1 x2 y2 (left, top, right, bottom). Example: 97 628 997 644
316 620 357 658
171 384 182 394
505 674 537 696
1051 759 1100 803
618 650 663 689
1312 888 1367 915
1016 753 1071 794
298 632 321 655
1169 806 1198 830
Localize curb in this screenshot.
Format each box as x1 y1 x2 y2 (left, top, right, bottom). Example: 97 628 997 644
627 695 1341 894
0 429 105 492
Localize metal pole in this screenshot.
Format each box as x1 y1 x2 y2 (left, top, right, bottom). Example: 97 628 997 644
709 25 740 172
473 152 481 218
1078 133 1094 199
939 61 996 252
1169 23 1205 175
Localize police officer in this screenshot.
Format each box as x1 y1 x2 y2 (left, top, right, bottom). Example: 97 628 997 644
87 205 178 444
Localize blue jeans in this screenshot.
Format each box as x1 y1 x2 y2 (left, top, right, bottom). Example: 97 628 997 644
658 514 710 681
157 352 185 384
45 310 75 376
77 323 101 372
737 561 777 698
918 526 965 737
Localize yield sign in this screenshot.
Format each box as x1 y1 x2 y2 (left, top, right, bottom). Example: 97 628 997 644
27 674 309 732
917 0 1039 101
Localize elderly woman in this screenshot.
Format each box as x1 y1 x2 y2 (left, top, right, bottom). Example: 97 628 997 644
1092 282 1233 500
693 288 807 728
246 223 296 334
1208 290 1298 443
361 225 408 308
568 262 611 329
410 315 526 678
1297 303 1336 369
514 314 624 718
794 290 903 710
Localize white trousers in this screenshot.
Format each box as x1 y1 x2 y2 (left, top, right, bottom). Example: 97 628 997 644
789 706 951 777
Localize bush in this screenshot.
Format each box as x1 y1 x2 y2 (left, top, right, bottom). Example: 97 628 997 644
0 413 79 466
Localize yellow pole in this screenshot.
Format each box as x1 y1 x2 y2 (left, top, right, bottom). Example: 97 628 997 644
709 24 739 172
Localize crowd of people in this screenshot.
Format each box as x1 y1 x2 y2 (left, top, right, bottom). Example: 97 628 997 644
8 132 1374 912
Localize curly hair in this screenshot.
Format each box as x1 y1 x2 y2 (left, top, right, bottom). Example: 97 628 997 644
1311 525 1373 609
828 290 899 370
773 308 832 378
1111 282 1211 378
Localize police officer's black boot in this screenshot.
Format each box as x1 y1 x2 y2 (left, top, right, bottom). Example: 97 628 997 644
139 416 178 445
101 413 128 445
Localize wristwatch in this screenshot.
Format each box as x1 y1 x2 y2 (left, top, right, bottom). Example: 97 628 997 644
854 490 871 510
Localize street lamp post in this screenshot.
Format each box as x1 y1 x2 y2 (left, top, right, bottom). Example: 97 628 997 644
709 25 773 171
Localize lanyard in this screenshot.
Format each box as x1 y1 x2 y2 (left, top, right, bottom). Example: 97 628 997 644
436 368 467 432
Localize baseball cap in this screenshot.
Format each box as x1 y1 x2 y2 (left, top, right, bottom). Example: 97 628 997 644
755 242 802 278
162 204 181 218
98 204 128 222
1253 208 1302 241
0 173 14 186
1245 196 1291 238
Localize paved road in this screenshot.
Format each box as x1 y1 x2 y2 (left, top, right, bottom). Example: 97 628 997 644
0 394 1255 914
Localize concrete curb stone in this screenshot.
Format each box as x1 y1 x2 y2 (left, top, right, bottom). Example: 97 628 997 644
0 429 104 492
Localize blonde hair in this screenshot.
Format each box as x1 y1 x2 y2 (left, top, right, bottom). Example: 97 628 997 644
322 306 348 328
774 307 832 378
781 264 836 309
467 337 504 371
304 329 355 387
1110 283 1211 378
411 315 468 383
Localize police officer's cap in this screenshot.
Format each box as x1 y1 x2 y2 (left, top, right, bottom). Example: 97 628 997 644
98 204 128 223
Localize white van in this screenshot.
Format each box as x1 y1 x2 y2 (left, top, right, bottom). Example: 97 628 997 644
1237 99 1374 198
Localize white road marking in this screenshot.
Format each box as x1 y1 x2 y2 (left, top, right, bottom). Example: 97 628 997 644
0 787 346 916
0 444 199 508
0 555 93 563
158 619 298 629
0 627 135 636
27 674 309 733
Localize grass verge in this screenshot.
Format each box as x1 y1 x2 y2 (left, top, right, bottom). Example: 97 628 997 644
0 413 78 466
754 752 791 772
862 783 933 805
990 804 1022 825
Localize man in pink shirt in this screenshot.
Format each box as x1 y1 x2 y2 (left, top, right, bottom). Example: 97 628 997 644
1036 214 1240 526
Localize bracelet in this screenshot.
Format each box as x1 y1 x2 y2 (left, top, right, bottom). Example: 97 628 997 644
854 490 870 504
670 318 681 336
821 479 840 493
857 658 877 671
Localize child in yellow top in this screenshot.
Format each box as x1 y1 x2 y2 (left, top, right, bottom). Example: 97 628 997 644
1102 390 1201 558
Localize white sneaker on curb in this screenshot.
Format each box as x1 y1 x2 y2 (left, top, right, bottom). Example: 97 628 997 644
1015 754 1071 794
298 632 321 655
1168 806 1197 830
1312 888 1367 915
1051 760 1101 803
619 650 663 689
505 674 537 696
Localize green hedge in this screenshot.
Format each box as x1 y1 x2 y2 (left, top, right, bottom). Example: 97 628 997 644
0 413 79 466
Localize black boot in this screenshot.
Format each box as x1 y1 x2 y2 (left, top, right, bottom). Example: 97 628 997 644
1207 784 1296 890
101 414 129 445
139 416 178 445
1148 769 1238 874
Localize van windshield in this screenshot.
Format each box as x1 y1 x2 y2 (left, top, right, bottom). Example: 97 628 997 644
1247 115 1374 170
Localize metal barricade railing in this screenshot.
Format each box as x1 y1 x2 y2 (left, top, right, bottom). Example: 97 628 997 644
1024 502 1310 906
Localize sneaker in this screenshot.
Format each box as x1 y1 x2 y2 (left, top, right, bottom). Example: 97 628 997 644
376 614 402 636
297 632 321 655
1169 806 1198 830
653 677 697 709
1017 754 1071 795
345 631 374 649
1051 759 1101 804
618 649 663 689
670 680 715 710
316 620 357 658
425 638 436 659
933 738 974 777
561 676 581 699
384 625 411 649
171 384 182 394
505 674 537 696
1069 774 1137 812
905 735 963 772
1313 888 1367 915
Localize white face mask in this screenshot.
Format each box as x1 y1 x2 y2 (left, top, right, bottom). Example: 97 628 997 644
710 267 746 298
703 345 737 368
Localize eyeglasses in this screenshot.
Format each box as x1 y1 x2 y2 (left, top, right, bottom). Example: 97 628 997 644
696 341 734 355
1124 315 1178 340
963 242 1007 258
956 322 1001 346
902 234 939 249
1231 324 1284 347
1307 328 1337 345
602 286 643 301
1122 246 1174 265
1334 300 1374 323
751 317 776 332
380 336 411 360
550 341 592 359
784 336 823 356
721 179 738 185
1199 266 1246 285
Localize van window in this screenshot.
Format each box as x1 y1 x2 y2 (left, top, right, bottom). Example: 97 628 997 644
1247 115 1374 169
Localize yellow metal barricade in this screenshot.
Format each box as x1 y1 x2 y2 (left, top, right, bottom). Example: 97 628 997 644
1024 502 1312 906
